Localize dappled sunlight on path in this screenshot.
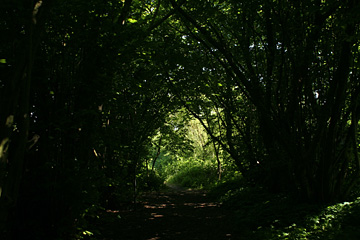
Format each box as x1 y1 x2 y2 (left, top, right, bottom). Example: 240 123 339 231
100 186 237 240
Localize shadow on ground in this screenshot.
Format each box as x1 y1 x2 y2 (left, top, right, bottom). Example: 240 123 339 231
92 185 237 240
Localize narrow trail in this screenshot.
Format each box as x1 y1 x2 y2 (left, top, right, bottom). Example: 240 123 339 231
97 185 238 240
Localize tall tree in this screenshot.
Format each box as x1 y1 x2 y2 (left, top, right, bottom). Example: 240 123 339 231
166 0 360 202
1 0 178 238
0 0 47 235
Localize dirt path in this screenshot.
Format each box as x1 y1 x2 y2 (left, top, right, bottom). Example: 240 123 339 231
97 186 238 240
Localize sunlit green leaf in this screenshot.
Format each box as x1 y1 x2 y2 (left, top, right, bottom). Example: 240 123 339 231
82 230 94 236
128 18 138 23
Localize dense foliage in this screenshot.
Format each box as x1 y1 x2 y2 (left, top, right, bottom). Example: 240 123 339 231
1 0 360 239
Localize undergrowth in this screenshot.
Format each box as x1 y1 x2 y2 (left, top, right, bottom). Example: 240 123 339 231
210 179 360 239
164 160 219 189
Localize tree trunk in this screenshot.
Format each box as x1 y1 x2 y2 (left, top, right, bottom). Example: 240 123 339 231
0 1 45 235
211 140 221 181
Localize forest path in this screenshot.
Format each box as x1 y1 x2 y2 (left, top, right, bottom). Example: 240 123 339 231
97 185 238 240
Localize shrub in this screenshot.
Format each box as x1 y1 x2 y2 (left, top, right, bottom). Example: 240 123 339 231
138 170 166 191
166 160 218 189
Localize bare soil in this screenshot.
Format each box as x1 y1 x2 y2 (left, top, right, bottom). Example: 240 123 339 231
96 185 239 240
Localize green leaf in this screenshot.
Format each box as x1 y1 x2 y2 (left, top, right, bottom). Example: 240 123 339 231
82 230 94 236
128 18 138 23
0 59 6 64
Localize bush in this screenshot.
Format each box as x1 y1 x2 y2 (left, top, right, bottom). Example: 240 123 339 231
207 172 243 198
138 170 166 191
210 178 360 240
165 160 218 189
